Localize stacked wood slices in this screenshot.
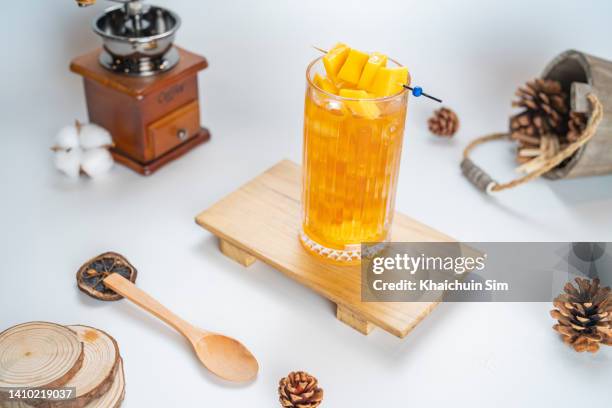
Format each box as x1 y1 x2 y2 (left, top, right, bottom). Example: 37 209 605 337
0 322 125 408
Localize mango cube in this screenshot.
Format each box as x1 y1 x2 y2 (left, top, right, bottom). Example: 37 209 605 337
313 73 339 94
367 66 410 97
339 89 380 119
337 49 370 86
336 81 357 90
357 52 388 90
322 43 350 84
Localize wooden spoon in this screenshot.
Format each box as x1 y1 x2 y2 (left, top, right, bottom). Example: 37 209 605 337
103 273 259 383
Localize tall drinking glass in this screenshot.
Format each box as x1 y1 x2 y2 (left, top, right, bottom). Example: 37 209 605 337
300 57 409 264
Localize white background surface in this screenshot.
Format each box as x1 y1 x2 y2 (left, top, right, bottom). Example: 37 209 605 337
2 0 612 406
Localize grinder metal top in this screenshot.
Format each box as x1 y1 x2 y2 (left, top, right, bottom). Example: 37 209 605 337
76 0 181 76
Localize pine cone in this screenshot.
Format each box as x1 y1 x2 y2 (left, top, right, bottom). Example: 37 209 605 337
510 79 569 141
567 111 587 142
510 112 546 143
279 371 323 408
550 277 612 353
428 107 459 137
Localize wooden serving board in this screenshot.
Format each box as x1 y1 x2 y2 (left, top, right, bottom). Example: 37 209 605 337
195 160 453 338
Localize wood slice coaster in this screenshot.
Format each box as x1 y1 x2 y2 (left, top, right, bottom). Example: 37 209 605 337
84 359 125 408
35 326 120 408
0 322 84 398
0 334 124 408
195 160 454 338
0 398 31 407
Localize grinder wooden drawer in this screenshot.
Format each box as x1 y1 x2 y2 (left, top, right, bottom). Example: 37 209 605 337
148 100 200 158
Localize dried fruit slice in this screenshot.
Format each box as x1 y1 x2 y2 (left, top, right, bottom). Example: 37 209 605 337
357 52 387 90
0 322 84 400
77 252 137 301
367 66 410 97
339 89 380 119
313 73 338 95
322 43 350 85
337 48 370 86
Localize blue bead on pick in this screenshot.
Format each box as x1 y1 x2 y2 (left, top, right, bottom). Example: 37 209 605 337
401 84 443 103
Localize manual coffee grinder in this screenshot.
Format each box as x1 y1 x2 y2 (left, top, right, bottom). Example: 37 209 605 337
71 0 210 175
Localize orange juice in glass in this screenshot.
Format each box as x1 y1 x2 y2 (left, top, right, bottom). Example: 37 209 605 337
300 52 409 264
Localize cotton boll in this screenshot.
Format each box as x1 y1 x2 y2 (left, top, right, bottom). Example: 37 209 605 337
55 125 80 150
79 123 113 149
54 147 83 178
81 148 114 178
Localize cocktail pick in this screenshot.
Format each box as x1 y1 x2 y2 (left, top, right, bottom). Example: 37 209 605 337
312 46 442 103
402 85 442 103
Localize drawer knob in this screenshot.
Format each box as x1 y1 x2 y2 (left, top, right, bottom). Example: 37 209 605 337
177 129 188 141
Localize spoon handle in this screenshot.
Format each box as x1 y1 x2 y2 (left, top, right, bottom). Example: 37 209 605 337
103 273 200 341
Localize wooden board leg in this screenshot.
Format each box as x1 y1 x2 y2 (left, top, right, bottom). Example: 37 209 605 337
219 239 257 267
336 304 374 335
